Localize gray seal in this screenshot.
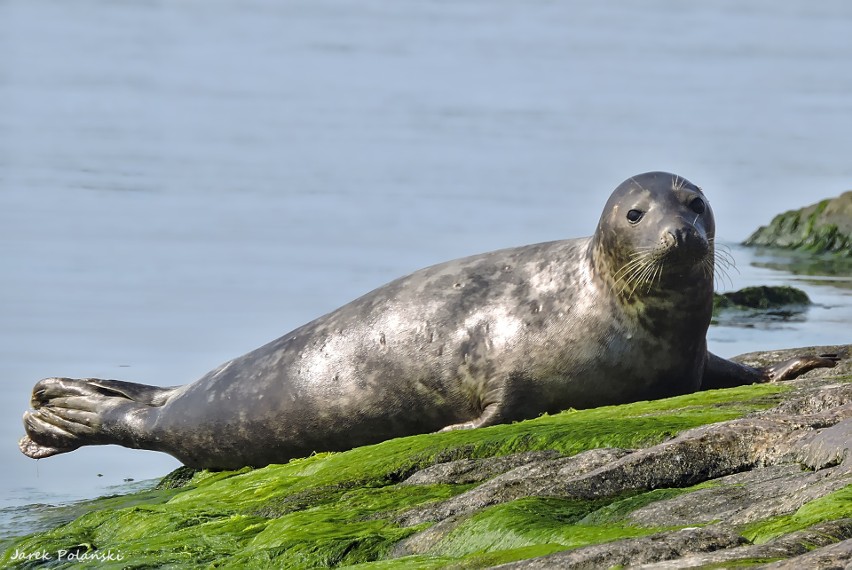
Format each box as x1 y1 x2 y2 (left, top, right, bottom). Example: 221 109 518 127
20 172 837 469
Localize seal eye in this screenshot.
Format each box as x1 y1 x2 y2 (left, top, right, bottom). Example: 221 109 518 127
690 198 706 215
626 209 644 224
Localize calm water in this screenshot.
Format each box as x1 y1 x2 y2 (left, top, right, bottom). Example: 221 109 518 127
2 0 851 539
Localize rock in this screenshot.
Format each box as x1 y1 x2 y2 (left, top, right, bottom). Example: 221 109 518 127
761 535 852 569
743 191 852 256
3 345 851 569
391 378 852 562
396 448 631 528
793 418 852 471
155 466 200 490
400 450 561 486
626 463 848 528
713 286 810 312
712 286 813 327
492 526 747 569
635 519 852 569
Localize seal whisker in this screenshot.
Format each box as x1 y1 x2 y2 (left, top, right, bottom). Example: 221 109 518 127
614 252 661 298
627 250 653 260
701 257 714 280
631 264 651 297
714 247 737 272
614 258 644 298
628 256 660 297
708 241 737 291
701 257 717 287
629 176 648 192
613 255 653 282
653 259 665 288
713 259 735 291
645 258 664 292
612 257 651 286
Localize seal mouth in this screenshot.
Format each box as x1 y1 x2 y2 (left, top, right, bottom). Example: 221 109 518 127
612 241 713 299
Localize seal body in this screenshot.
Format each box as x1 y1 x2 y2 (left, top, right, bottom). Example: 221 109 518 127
20 172 836 468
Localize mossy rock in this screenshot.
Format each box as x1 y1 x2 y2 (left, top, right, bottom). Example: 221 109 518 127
743 191 852 256
3 346 850 569
711 286 812 327
713 285 810 314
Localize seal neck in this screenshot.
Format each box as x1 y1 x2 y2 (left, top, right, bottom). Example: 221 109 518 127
587 236 715 319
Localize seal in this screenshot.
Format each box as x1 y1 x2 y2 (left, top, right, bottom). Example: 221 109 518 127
20 172 838 469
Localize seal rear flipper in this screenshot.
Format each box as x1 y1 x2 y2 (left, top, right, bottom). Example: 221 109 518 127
31 377 176 408
18 434 77 459
80 378 177 406
21 377 168 460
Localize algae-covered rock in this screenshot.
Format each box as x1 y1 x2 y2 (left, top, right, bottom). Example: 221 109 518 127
2 345 850 569
155 466 200 490
713 285 810 313
743 191 852 256
712 285 813 327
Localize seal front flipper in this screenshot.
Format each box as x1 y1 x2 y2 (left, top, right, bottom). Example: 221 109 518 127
761 353 839 382
700 351 839 390
438 402 504 432
20 377 176 459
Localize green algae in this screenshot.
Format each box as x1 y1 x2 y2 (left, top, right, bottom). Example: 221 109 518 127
433 496 668 560
155 465 199 490
577 488 689 526
715 286 810 311
420 488 712 566
2 382 793 569
712 286 812 325
742 485 852 544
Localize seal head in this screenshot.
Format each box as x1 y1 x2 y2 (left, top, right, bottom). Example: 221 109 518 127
592 171 715 305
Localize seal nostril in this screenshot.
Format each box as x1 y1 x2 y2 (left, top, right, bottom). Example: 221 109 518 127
665 228 696 247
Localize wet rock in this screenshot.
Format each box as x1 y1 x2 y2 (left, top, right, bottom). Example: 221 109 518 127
713 285 810 311
398 382 851 532
155 466 200 490
627 462 848 528
493 526 746 569
637 519 852 569
397 448 630 528
733 344 850 377
711 286 816 327
6 345 851 569
793 417 852 471
400 450 561 486
743 190 852 256
392 448 631 557
761 535 852 569
389 348 852 566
